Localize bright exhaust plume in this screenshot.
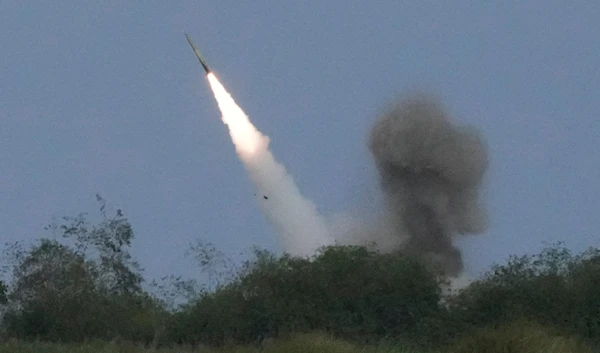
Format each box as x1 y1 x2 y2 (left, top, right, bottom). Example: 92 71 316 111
206 73 334 257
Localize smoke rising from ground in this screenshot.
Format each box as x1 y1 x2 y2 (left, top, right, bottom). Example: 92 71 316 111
366 96 489 276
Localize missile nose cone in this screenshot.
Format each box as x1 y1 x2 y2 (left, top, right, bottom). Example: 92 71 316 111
185 33 211 74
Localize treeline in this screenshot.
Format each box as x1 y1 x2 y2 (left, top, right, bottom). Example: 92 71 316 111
0 200 599 350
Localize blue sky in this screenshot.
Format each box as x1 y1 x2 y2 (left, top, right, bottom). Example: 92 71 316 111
1 2 598 281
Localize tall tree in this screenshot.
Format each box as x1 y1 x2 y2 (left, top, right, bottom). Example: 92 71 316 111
44 194 143 295
2 196 159 342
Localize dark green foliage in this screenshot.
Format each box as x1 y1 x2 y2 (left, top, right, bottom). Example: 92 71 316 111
170 246 445 346
1 197 599 350
447 319 594 353
448 244 600 347
0 327 595 353
1 197 165 343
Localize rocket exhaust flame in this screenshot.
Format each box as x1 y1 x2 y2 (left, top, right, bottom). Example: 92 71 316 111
206 73 334 257
206 74 265 158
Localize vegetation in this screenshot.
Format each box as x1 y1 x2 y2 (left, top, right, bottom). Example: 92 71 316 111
0 197 598 352
169 245 452 346
0 326 595 353
448 245 600 346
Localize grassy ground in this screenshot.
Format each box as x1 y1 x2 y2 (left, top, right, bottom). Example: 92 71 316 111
0 324 594 353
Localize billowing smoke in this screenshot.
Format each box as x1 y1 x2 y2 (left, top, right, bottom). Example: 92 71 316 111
366 96 489 276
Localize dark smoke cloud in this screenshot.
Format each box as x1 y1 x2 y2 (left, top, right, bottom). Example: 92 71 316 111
368 96 488 276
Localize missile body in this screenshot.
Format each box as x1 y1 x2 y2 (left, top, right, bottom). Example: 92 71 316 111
185 33 211 74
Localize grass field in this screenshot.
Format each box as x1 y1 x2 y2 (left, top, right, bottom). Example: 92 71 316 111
0 324 595 353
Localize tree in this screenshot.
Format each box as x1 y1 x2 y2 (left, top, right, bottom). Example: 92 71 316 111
448 244 600 347
4 239 99 340
186 239 238 292
44 194 143 295
171 246 446 346
2 196 161 342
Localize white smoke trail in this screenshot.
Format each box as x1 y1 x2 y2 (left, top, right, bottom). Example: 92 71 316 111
207 73 334 257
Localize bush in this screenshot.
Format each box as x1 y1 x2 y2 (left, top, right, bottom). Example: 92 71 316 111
170 246 447 346
447 319 594 353
1 199 166 343
448 244 600 347
0 334 420 353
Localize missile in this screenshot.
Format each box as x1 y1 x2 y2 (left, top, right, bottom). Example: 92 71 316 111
185 33 211 74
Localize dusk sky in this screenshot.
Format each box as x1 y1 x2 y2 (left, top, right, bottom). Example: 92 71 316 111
1 2 598 282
